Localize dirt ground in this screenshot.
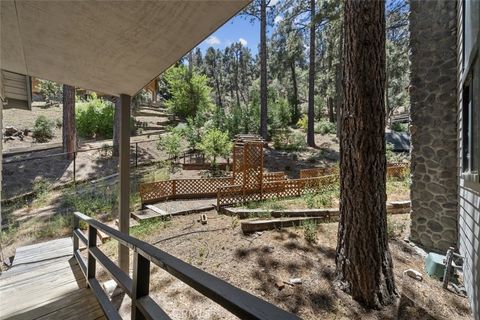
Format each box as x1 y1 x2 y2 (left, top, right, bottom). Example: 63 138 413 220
3 104 64 150
2 103 172 198
96 212 471 320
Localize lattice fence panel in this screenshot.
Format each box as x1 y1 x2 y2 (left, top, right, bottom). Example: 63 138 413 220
217 185 245 207
243 142 263 190
217 175 340 207
175 177 233 196
387 163 410 179
263 172 287 182
139 180 175 204
232 145 244 184
300 167 339 179
300 163 409 179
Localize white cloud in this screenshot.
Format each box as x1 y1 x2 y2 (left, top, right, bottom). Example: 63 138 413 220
269 0 279 6
205 36 221 46
238 38 248 46
274 15 283 24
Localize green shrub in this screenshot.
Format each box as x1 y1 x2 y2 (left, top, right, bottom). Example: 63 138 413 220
38 79 62 102
302 219 318 243
198 128 232 166
270 97 291 130
314 119 336 135
32 115 55 142
387 215 406 239
76 96 115 139
303 190 334 209
391 122 408 132
32 178 52 205
272 129 306 151
297 115 308 131
61 185 118 218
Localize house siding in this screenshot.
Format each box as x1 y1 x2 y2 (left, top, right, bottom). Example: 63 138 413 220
457 0 480 318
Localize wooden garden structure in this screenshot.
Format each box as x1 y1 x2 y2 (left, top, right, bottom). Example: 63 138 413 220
140 136 410 208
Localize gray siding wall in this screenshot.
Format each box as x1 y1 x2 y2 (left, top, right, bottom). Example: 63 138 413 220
458 0 480 318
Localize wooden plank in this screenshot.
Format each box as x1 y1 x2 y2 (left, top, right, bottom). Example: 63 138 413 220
145 204 169 216
0 238 105 320
97 229 111 243
131 208 164 222
135 204 216 222
241 217 331 233
169 204 215 216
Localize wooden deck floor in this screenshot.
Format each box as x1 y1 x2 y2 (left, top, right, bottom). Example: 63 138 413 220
0 238 105 320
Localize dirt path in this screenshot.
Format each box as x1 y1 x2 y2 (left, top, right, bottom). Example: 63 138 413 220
2 104 174 199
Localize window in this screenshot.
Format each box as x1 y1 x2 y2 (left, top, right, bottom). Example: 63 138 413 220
462 58 480 183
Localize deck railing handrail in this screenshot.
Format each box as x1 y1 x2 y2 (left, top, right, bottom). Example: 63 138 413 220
73 211 299 320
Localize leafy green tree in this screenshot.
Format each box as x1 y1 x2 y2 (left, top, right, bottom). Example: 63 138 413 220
163 65 213 119
198 128 233 166
242 0 278 139
157 131 183 161
270 9 305 124
76 96 115 139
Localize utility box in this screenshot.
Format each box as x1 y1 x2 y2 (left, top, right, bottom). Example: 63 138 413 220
425 252 446 280
425 252 458 283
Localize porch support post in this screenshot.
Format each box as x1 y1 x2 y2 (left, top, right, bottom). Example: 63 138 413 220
118 94 131 273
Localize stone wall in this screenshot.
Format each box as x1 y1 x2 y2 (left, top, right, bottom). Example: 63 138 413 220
409 0 458 252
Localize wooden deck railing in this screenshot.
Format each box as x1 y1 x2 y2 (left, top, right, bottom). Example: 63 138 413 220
73 212 299 320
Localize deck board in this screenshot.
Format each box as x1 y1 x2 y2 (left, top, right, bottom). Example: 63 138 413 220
0 238 106 320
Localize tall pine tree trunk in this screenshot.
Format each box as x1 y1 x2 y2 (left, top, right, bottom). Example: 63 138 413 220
259 0 268 140
335 0 396 309
335 22 344 138
307 0 316 147
62 85 76 161
290 61 299 124
328 97 334 123
113 97 120 157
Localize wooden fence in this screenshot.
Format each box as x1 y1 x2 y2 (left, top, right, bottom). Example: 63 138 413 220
139 172 287 205
217 175 339 207
299 163 409 179
139 177 233 205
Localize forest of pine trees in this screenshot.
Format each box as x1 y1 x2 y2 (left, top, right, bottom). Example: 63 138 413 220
156 0 409 142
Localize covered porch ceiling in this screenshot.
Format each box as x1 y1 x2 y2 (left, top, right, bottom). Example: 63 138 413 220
1 0 250 96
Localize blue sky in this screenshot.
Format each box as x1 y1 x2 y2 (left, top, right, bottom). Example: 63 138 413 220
195 0 405 56
196 15 261 55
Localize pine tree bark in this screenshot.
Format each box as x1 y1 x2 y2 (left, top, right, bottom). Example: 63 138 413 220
307 0 316 147
113 97 120 157
336 22 344 138
290 61 299 124
335 0 396 309
62 85 76 161
259 0 268 140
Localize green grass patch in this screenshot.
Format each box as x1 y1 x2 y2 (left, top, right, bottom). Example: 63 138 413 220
130 219 169 240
